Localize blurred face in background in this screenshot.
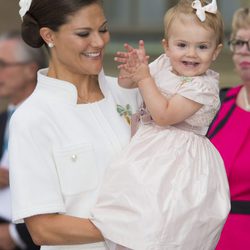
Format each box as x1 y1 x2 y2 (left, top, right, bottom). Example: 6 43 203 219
232 28 250 83
0 39 35 105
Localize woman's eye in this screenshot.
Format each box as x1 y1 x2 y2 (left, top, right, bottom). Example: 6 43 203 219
99 27 109 33
235 40 245 46
77 32 89 37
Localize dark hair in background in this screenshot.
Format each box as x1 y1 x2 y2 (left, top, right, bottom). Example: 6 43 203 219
0 30 47 68
21 0 103 48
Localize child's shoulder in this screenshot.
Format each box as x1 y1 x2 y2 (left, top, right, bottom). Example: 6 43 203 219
149 54 171 75
177 69 220 104
187 69 220 91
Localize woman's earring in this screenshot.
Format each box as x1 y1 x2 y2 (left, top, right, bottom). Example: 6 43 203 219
48 42 54 48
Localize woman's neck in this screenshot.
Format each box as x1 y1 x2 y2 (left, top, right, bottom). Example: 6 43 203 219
237 84 250 112
47 65 104 104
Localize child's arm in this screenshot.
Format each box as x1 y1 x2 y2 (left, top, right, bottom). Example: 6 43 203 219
119 40 202 126
115 42 149 89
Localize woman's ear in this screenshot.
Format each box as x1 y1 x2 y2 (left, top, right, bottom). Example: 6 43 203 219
162 38 169 55
39 27 55 46
212 43 223 61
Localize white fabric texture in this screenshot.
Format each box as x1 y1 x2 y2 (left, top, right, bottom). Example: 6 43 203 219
91 55 230 250
9 68 140 250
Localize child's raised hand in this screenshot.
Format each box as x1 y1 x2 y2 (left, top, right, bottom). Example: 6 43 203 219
114 40 150 88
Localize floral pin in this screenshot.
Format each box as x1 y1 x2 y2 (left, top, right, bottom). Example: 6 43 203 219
180 76 193 86
116 104 132 125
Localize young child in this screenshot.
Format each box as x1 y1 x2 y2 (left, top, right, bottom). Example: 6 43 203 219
91 0 230 249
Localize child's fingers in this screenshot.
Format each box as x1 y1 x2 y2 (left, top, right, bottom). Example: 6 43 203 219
124 43 135 52
118 64 134 74
116 51 129 57
118 72 134 80
138 40 145 50
114 56 129 63
143 55 150 64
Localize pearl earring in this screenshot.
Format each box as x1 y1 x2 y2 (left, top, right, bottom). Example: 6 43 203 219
48 43 54 48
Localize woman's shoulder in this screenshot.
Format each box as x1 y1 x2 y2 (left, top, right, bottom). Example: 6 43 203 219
10 92 50 131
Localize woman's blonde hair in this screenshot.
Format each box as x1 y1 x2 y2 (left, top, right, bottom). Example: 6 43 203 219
163 0 224 45
231 7 250 38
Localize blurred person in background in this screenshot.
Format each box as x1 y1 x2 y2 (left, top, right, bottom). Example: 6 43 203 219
0 30 47 250
207 7 250 250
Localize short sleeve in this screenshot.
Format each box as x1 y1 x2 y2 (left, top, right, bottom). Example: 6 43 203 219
9 109 65 223
177 73 220 106
149 54 171 77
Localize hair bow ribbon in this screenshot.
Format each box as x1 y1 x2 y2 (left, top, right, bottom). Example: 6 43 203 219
19 0 32 20
192 0 217 22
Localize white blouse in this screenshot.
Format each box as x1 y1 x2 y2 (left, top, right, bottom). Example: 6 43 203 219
9 69 140 250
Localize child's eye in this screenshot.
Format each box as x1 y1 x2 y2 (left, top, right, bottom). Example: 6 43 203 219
199 44 208 50
177 43 186 48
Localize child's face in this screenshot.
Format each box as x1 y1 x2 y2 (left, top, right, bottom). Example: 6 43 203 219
163 14 222 77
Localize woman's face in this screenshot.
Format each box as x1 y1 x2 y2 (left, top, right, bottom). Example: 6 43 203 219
232 28 250 83
50 3 110 77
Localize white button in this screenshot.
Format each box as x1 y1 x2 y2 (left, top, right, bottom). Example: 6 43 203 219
71 154 77 162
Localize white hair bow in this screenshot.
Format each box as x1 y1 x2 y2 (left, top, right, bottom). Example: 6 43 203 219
192 0 217 22
19 0 32 20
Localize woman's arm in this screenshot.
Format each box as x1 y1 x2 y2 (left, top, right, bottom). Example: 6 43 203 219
24 214 103 246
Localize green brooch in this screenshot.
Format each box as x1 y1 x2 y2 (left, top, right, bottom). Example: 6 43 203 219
116 104 132 125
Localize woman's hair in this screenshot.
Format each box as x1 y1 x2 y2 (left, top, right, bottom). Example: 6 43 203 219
21 0 103 48
163 0 224 45
231 7 250 38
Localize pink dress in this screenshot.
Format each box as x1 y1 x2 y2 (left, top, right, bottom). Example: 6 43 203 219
91 55 230 250
208 86 250 250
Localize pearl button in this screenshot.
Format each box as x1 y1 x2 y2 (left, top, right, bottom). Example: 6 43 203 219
71 154 77 162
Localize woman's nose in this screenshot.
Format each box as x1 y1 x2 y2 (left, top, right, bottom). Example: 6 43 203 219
91 33 105 48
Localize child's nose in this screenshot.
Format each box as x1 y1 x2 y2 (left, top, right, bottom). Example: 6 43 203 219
186 47 197 57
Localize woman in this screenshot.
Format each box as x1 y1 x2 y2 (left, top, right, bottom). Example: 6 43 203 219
9 0 139 249
207 7 250 250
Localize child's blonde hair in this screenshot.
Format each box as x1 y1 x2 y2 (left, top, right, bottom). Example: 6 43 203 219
231 7 250 38
163 0 224 45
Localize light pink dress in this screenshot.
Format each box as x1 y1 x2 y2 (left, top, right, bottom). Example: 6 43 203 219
91 54 230 250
